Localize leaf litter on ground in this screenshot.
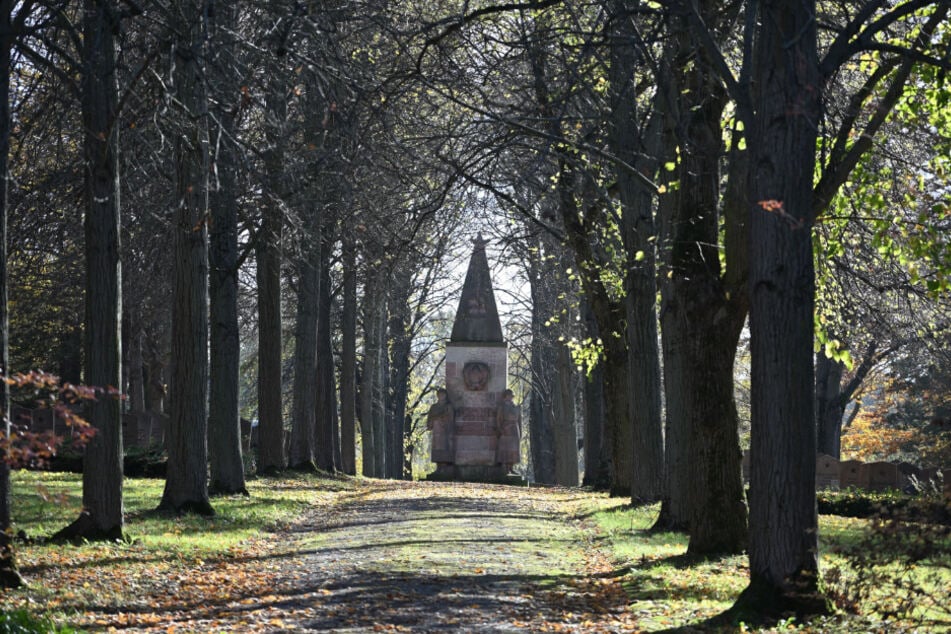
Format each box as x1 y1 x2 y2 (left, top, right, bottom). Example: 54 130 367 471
4 473 637 632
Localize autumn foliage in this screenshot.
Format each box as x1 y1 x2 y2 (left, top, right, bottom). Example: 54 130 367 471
1 371 105 469
840 360 951 467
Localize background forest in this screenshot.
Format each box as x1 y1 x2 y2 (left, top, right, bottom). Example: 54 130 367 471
1 0 949 614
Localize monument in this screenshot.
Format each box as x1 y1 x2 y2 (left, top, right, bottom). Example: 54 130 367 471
427 235 521 482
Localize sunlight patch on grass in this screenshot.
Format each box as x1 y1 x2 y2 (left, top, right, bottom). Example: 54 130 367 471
3 470 355 627
592 504 951 632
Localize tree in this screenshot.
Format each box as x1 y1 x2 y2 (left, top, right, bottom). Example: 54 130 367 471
739 0 824 608
255 52 287 475
605 0 663 504
54 0 125 541
207 0 248 496
650 2 749 552
0 0 25 590
339 233 357 474
314 215 339 473
360 272 386 477
159 0 214 516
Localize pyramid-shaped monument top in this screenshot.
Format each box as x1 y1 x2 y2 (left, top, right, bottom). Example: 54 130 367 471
450 235 504 343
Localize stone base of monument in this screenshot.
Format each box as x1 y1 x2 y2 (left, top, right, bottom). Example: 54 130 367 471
425 464 526 486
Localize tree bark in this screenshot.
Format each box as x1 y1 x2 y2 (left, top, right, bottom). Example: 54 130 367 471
159 0 213 516
607 11 664 502
0 1 24 587
144 339 166 416
207 0 247 495
127 327 145 414
315 235 338 472
372 299 388 478
55 0 125 541
289 232 318 470
528 239 555 485
580 301 609 490
739 0 825 612
553 346 578 486
360 278 384 477
815 341 879 459
815 352 845 458
339 238 357 475
385 266 412 479
255 68 286 474
656 11 748 553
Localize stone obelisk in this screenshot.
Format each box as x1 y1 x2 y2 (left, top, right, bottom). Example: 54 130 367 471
441 235 514 481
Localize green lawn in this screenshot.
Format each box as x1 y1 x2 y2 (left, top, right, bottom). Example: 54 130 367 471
3 472 948 633
590 502 951 632
2 470 354 630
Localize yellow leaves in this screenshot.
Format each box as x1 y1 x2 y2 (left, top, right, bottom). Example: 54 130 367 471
842 409 916 461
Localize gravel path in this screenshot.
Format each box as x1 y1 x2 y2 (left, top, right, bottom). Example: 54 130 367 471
260 480 632 633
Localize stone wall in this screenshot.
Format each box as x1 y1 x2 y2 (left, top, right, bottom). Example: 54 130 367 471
8 404 165 450
742 450 948 494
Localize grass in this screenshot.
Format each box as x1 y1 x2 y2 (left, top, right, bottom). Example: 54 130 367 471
2 470 356 629
592 504 747 629
589 502 951 632
11 470 350 553
4 472 948 632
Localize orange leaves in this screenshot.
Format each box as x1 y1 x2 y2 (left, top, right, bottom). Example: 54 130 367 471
841 409 916 461
0 370 118 468
757 198 806 229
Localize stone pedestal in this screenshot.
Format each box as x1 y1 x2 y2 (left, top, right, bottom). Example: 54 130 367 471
446 342 507 467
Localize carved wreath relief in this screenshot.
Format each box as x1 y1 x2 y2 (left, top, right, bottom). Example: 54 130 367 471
462 361 490 391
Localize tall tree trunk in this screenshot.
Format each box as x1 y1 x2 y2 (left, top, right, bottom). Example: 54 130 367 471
525 18 630 495
815 352 844 458
144 338 166 416
339 238 357 474
656 12 748 554
815 341 881 460
655 286 689 532
529 343 556 484
128 327 145 414
581 301 609 490
315 236 337 472
55 0 125 541
739 0 825 612
289 234 318 470
360 279 383 477
600 340 631 497
608 2 664 504
159 0 213 516
255 69 286 474
207 0 246 495
0 2 24 587
373 301 388 478
385 266 412 479
527 236 555 485
553 346 578 486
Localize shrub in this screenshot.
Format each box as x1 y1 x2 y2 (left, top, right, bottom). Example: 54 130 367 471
818 488 949 525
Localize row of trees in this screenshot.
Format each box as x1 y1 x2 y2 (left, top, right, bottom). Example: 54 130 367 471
1 0 949 618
